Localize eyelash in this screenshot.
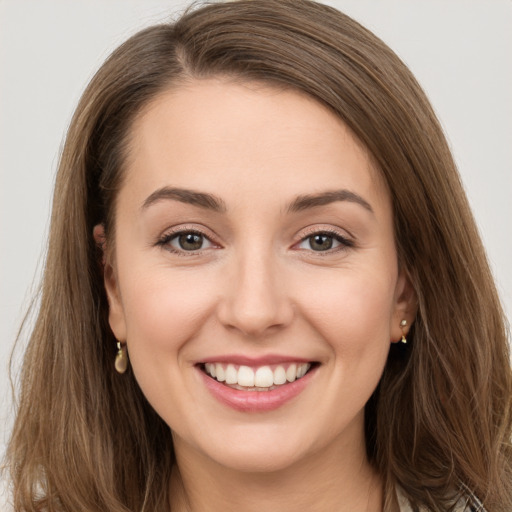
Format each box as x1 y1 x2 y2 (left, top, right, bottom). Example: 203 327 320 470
294 228 354 254
155 227 354 255
156 228 217 256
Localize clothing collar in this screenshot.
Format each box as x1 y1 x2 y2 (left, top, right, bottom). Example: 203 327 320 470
397 486 486 512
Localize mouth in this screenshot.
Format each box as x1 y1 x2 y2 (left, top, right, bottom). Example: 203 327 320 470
199 361 318 392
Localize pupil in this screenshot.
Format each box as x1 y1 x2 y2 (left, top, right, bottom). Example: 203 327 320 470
179 233 203 250
310 234 332 251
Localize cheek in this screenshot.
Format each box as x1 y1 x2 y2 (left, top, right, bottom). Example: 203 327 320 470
118 263 219 364
297 264 397 364
116 262 225 422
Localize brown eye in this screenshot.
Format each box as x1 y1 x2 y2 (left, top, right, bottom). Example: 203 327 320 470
166 231 213 252
296 231 353 253
178 233 204 250
308 234 334 251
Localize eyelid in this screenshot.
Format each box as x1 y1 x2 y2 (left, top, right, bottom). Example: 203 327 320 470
155 224 221 254
154 223 354 255
295 224 354 241
292 225 355 252
169 232 215 251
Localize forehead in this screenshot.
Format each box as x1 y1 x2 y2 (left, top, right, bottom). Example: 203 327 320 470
121 78 390 213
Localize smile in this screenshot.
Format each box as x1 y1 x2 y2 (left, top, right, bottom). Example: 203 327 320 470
198 359 318 412
203 362 311 391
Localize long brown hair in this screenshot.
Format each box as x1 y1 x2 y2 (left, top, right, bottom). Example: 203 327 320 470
6 1 511 510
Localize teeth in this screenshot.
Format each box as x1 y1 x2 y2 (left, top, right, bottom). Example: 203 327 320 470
238 366 255 387
204 362 311 389
286 363 297 382
225 364 237 384
273 366 287 385
254 366 274 387
297 364 307 378
216 365 226 382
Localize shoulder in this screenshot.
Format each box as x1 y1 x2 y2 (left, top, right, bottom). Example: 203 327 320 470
397 486 486 512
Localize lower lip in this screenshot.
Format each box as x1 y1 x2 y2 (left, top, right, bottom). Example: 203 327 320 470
199 366 316 412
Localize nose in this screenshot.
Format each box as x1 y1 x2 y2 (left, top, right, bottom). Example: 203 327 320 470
216 250 294 337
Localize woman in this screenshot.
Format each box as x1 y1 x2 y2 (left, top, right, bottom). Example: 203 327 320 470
5 0 511 510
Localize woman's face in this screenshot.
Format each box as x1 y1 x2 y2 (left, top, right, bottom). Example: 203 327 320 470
102 78 412 473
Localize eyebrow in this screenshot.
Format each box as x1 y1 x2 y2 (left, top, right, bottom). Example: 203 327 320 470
141 186 227 213
286 190 374 214
141 186 373 216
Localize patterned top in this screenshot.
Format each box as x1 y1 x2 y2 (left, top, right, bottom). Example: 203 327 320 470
397 487 486 511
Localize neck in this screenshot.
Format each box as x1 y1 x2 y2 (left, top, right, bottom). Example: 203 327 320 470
169 429 383 512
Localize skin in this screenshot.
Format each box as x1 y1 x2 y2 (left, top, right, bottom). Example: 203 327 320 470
96 78 415 512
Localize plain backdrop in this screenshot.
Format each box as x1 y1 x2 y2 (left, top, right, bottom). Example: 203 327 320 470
1 0 511 507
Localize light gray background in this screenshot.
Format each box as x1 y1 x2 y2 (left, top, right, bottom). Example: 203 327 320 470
1 0 511 507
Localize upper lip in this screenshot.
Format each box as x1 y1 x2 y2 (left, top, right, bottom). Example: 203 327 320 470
198 354 315 366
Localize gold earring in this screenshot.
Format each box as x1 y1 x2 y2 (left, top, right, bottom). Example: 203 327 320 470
115 341 128 374
400 319 408 344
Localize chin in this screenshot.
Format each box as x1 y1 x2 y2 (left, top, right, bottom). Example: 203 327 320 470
185 420 333 475
206 443 307 474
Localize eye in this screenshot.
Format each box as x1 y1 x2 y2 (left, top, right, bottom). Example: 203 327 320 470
158 230 215 253
296 231 353 252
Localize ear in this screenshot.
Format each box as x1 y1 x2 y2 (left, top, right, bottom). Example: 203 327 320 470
93 224 127 342
390 268 417 343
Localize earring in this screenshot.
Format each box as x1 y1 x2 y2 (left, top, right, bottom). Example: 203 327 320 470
400 319 408 344
115 341 128 374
